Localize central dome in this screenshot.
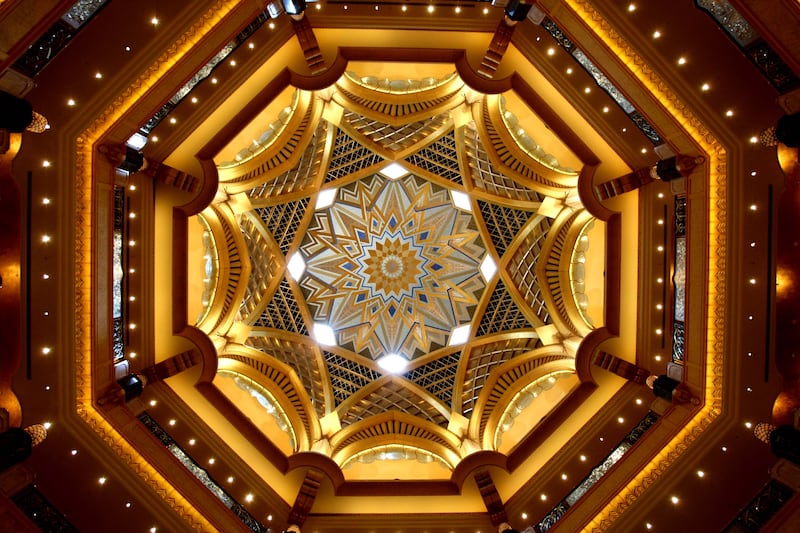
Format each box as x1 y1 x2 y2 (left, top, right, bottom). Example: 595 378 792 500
300 172 487 360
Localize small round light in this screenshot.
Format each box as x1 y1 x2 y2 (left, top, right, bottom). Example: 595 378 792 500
749 204 757 211
227 476 234 483
652 30 661 39
208 458 215 465
125 502 132 509
95 72 103 79
584 86 591 94
42 160 51 168
617 417 625 424
129 184 136 191
636 398 643 405
99 476 107 485
42 197 51 205
427 5 434 13
671 495 680 504
561 473 568 480
169 117 177 125
245 493 254 503
697 470 705 478
749 278 757 285
656 303 663 310
745 421 753 429
151 16 159 26
43 421 52 430
579 454 587 462
191 97 198 104
627 3 636 12
41 234 51 243
188 439 196 446
71 449 78 456
547 48 555 56
677 56 686 65
149 400 157 406
701 83 710 91
654 355 662 362
229 59 236 67
750 136 759 144
725 109 734 117
540 494 547 501
67 98 76 106
168 419 176 426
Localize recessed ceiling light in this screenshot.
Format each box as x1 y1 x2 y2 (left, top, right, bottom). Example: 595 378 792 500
95 72 103 79
455 6 461 13
617 417 625 423
547 47 555 56
378 353 409 374
480 255 497 282
671 495 680 504
584 86 591 94
579 454 587 461
286 252 306 281
561 473 567 480
149 399 157 406
566 67 573 74
449 324 471 346
169 117 177 124
450 190 472 211
749 135 759 144
191 97 198 104
540 494 547 501
67 98 76 106
229 59 236 67
725 109 734 117
602 106 609 113
42 197 51 204
701 83 710 91
249 42 256 48
208 458 215 465
427 5 435 13
379 162 409 180
313 323 337 346
697 470 705 478
677 56 687 65
483 7 489 15
71 449 78 456
227 476 235 483
151 16 159 26
188 438 196 446
43 421 52 430
652 30 661 39
245 493 254 503
627 3 636 12
168 419 176 426
98 476 107 485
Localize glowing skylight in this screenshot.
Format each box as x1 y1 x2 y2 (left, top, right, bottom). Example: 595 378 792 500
450 190 472 211
378 353 409 374
312 323 337 346
379 162 410 180
286 252 306 281
315 188 337 210
449 324 471 346
480 255 497 282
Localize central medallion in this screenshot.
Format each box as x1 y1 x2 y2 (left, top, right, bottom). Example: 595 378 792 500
357 232 426 301
299 172 487 361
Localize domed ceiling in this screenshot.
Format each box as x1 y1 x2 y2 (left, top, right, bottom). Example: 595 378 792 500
193 70 600 476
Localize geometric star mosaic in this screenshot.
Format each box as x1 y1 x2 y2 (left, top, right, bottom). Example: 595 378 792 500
300 172 486 361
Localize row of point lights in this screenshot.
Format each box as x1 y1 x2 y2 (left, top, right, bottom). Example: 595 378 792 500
516 398 647 524
146 403 275 524
627 3 764 142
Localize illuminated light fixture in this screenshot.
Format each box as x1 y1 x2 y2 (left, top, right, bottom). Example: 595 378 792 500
721 445 728 452
450 190 472 211
379 162 409 180
150 528 157 533
584 86 591 94
455 6 461 13
151 136 158 143
657 219 664 225
617 417 625 424
98 476 107 485
652 30 661 39
129 212 136 219
95 72 103 79
749 278 757 285
125 502 132 508
751 171 757 176
313 323 337 346
42 160 51 168
701 83 710 91
402 5 407 11
229 59 236 67
540 494 547 501
168 419 176 426
249 42 256 48
245 493 254 503
191 97 198 103
521 512 528 520
547 47 555 56
315 188 337 209
745 421 753 429
749 136 759 144
269 21 275 29
267 515 273 521
627 3 636 12
126 132 148 150
150 16 159 25
449 324 471 346
149 400 157 406
43 421 52 430
697 470 705 478
656 303 663 310
427 5 435 13
44 385 50 391
129 323 137 330
169 117 177 124
641 147 648 154
208 458 215 465
646 524 653 530
67 98 76 106
566 67 573 74
70 449 78 456
281 0 307 16
654 355 662 362
42 197 51 205
480 255 497 282
725 109 734 117
636 398 643 405
677 56 687 65
602 106 609 113
286 252 306 281
188 439 196 446
128 240 136 246
483 7 489 14
41 234 51 243
561 473 567 480
657 192 664 199
41 346 52 354
378 353 409 374
129 352 137 358
124 45 131 52
655 328 663 335
657 245 664 252
227 476 234 483
671 495 680 504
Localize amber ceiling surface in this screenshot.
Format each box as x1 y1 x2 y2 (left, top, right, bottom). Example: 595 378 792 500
193 70 600 476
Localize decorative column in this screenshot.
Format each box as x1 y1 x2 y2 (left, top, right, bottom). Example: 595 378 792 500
594 154 704 200
478 1 535 78
474 469 509 527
